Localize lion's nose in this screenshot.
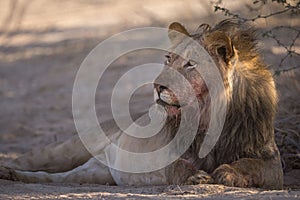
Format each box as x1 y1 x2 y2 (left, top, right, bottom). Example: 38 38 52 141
154 84 168 94
158 85 168 93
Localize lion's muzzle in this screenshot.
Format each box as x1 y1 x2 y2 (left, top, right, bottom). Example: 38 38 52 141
154 84 182 116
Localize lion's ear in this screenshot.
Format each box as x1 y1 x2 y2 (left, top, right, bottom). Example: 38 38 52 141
168 22 190 44
205 31 234 63
216 35 234 63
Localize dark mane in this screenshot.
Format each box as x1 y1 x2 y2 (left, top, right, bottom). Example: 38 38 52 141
196 19 279 172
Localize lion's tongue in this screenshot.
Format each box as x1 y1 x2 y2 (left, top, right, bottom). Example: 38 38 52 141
166 105 181 116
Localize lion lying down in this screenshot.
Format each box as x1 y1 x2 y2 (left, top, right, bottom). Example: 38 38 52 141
0 19 283 189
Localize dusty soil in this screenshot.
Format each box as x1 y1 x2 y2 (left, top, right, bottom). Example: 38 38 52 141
0 0 299 199
1 180 300 200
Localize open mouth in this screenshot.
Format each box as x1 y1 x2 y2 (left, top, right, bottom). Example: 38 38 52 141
156 99 182 116
156 99 181 109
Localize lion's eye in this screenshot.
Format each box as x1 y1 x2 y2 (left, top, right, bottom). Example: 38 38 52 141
185 60 197 70
165 55 171 65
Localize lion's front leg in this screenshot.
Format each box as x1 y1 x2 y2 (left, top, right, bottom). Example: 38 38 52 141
185 170 214 185
212 158 283 189
165 158 198 185
211 163 249 187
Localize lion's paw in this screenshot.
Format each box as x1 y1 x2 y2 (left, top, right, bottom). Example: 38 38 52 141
212 164 248 187
0 166 18 181
166 159 198 184
185 170 214 185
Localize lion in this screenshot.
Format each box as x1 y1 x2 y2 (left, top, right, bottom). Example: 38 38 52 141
0 19 283 189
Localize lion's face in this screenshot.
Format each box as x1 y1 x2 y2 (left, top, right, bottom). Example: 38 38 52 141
154 52 209 116
154 22 235 117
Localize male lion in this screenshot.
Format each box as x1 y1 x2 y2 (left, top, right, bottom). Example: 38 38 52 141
0 19 283 189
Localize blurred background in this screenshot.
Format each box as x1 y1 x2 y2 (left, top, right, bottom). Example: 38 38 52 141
0 0 299 188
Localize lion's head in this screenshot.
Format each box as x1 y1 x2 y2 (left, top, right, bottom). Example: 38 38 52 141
154 20 276 119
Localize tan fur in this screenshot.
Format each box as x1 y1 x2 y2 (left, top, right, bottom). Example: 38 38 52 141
0 19 283 189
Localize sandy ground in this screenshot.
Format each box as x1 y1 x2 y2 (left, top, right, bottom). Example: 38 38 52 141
0 0 299 199
0 180 299 200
